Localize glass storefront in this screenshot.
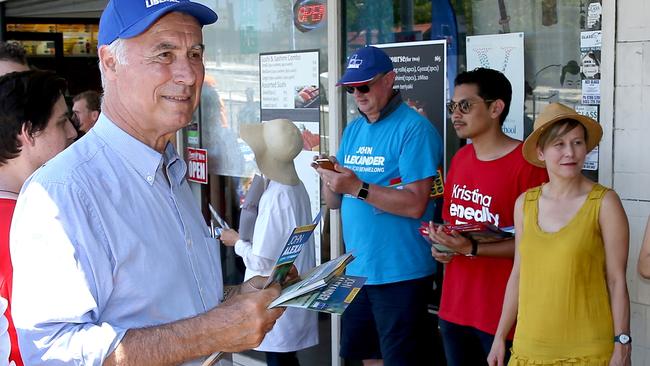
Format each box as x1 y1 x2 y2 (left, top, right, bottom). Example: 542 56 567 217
189 0 332 364
186 0 602 364
344 0 601 179
0 0 610 365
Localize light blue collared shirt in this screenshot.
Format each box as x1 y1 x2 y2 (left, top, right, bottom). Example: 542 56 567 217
10 114 223 365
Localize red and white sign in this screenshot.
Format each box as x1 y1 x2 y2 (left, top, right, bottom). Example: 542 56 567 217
186 147 208 184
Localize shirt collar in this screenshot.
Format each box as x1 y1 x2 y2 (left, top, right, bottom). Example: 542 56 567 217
92 113 170 186
163 143 186 187
358 90 403 123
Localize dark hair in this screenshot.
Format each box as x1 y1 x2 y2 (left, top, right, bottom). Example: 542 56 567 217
560 60 580 85
455 68 512 125
73 90 102 112
537 118 588 150
0 41 28 66
0 70 67 165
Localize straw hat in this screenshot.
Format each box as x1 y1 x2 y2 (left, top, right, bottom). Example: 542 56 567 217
240 119 303 185
522 102 602 167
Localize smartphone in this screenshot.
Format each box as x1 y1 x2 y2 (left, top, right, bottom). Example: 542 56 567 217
315 158 336 171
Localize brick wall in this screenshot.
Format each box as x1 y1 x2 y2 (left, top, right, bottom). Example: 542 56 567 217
615 1 650 364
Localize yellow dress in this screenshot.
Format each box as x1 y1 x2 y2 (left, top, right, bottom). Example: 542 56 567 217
509 184 614 366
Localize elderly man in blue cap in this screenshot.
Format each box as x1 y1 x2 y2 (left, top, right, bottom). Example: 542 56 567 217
314 46 443 365
10 1 283 365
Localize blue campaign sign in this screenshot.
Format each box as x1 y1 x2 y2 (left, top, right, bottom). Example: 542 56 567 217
265 211 323 287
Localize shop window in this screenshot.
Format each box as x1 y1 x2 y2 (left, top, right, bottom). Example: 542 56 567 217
188 1 332 364
344 0 601 175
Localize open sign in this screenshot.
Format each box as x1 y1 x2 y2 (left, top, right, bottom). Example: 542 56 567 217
186 147 208 184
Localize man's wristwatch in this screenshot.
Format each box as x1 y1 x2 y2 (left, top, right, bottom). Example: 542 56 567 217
357 182 369 201
465 237 478 257
614 333 631 345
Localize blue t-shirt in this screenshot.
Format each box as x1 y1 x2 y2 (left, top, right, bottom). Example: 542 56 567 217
337 101 442 284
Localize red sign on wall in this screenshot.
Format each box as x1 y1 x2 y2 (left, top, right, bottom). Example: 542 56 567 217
186 147 208 184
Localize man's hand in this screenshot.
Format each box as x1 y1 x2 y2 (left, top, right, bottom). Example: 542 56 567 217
208 284 284 353
428 222 472 256
311 154 337 170
283 265 300 286
430 244 455 264
313 155 361 196
220 229 239 247
312 155 344 209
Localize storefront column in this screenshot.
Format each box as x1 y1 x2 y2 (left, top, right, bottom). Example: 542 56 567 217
598 0 615 188
327 1 344 365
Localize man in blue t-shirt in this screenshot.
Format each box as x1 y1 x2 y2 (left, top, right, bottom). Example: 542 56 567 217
313 46 443 365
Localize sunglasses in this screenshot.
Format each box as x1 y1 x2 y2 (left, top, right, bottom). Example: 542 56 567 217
344 73 385 94
447 99 495 114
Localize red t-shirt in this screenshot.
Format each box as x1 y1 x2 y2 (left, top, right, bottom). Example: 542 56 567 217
438 143 548 337
1 198 23 366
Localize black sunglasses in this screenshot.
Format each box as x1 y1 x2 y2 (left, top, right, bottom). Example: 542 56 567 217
446 99 495 114
345 84 371 94
344 73 385 94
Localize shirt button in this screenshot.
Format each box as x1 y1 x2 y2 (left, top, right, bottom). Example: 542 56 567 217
146 175 153 182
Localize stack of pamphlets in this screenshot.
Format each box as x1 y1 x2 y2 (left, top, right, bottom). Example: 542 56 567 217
419 222 514 253
263 211 322 288
268 252 365 315
260 211 366 314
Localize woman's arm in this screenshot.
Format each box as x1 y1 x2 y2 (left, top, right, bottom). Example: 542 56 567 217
600 190 631 366
637 216 650 279
487 193 525 366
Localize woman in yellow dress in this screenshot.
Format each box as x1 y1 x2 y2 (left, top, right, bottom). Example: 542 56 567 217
487 103 631 366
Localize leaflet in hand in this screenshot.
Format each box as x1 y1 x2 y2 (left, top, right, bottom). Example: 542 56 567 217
419 221 514 246
270 274 366 315
263 211 322 288
208 203 230 229
269 251 355 307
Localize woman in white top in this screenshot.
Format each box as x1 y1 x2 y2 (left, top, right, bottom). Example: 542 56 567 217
221 119 318 366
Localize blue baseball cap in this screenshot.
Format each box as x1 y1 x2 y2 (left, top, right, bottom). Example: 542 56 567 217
337 46 394 86
98 0 218 47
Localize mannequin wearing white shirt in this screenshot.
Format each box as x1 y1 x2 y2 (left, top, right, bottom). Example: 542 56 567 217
220 119 318 366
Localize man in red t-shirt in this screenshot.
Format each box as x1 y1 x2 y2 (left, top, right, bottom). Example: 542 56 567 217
0 69 77 366
429 68 548 365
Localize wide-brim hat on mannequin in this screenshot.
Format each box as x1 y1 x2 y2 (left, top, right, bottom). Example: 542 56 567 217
240 119 303 185
522 102 602 168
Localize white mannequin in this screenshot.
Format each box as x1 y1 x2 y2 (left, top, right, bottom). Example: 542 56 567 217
239 118 303 185
221 119 318 362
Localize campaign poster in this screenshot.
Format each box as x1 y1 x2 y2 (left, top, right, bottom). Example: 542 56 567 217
581 0 602 31
580 31 601 105
466 33 525 140
575 104 599 170
259 50 322 263
582 79 600 105
375 40 447 144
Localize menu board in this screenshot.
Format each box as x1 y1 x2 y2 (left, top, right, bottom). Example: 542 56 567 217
375 40 447 141
259 50 323 264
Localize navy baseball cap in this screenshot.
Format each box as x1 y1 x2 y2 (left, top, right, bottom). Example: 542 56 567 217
337 46 394 86
98 0 218 47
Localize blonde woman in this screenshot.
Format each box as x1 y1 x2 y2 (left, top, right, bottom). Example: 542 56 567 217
487 103 631 365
